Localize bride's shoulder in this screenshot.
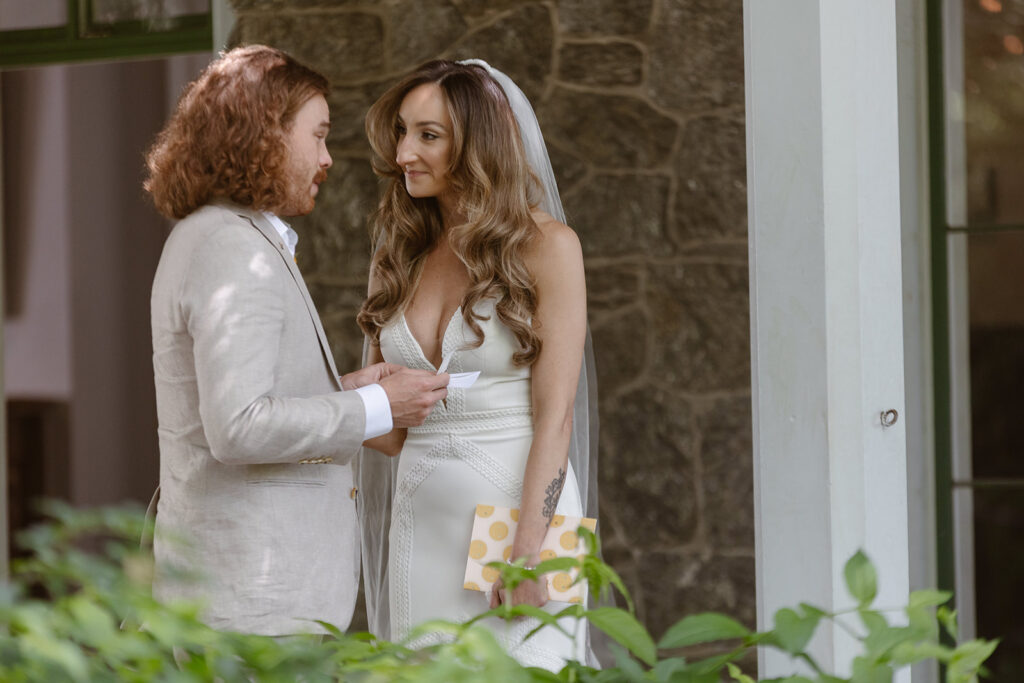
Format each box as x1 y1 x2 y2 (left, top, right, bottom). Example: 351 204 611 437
527 210 583 274
530 209 579 248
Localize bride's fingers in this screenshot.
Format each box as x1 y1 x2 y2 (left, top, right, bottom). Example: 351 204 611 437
489 585 500 609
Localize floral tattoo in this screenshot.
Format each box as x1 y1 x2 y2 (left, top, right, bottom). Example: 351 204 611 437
542 467 567 522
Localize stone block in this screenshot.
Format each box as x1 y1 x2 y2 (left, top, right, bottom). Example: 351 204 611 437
235 12 385 83
672 115 747 243
306 280 368 374
451 0 527 21
556 0 654 36
564 173 669 257
386 0 468 71
445 3 554 102
678 242 748 262
328 80 393 152
293 156 377 281
538 88 678 168
647 262 750 392
558 41 644 87
648 0 744 112
636 551 756 640
546 140 588 196
586 262 643 310
232 0 362 9
599 388 699 548
591 306 648 399
697 396 754 550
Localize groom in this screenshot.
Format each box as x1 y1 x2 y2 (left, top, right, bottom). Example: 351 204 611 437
144 45 448 636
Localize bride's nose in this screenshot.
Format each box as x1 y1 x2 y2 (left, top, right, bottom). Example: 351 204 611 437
396 137 415 167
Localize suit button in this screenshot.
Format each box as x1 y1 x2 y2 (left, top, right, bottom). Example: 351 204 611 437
350 487 358 500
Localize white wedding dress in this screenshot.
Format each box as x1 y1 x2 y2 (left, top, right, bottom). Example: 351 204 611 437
379 298 588 671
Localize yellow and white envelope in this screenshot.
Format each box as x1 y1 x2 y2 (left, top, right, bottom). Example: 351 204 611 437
463 503 597 603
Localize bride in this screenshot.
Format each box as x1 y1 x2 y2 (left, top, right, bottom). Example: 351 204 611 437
355 59 598 671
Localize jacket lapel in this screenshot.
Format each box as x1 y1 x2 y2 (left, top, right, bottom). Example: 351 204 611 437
216 201 343 390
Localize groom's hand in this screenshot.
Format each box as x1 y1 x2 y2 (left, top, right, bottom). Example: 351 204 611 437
379 369 449 427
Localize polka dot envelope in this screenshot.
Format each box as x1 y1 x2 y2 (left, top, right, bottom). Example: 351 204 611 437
463 503 597 603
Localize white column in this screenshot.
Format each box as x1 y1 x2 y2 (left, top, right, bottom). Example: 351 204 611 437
212 0 236 54
745 0 911 678
0 78 8 578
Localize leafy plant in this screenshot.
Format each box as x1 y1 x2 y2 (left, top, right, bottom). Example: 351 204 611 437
0 504 998 682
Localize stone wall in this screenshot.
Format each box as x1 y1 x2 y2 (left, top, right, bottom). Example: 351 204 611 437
231 0 752 638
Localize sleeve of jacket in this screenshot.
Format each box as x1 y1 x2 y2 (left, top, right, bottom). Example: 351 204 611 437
181 221 366 466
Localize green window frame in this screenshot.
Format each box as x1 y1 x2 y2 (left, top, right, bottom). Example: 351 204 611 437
926 0 1024 655
0 1 211 69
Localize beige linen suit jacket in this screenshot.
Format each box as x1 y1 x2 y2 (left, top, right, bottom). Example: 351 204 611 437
150 200 365 636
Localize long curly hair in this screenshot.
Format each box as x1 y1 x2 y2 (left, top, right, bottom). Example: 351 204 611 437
358 60 543 365
144 45 329 219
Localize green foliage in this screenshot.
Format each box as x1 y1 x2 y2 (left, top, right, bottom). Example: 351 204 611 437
0 504 1000 682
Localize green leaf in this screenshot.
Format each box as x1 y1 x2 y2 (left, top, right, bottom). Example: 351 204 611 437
651 656 689 681
772 607 820 654
904 604 938 641
535 555 580 570
20 633 90 683
907 589 951 608
844 551 878 607
727 662 756 683
863 626 915 659
851 656 892 683
67 595 117 645
586 607 657 667
658 613 750 649
889 641 948 666
580 555 634 614
936 606 958 640
690 650 744 675
947 639 999 680
608 642 648 682
858 608 888 635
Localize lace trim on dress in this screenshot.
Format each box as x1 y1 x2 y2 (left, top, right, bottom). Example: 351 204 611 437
411 407 532 434
391 433 525 639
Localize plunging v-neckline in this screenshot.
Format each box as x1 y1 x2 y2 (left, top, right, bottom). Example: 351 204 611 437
400 307 462 371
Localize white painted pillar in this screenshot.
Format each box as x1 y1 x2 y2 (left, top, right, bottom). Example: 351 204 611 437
212 0 236 54
744 0 911 678
0 79 8 579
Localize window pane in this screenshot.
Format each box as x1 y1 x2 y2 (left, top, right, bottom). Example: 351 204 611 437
968 230 1024 478
960 0 1024 225
91 0 209 26
0 0 67 30
972 488 1024 680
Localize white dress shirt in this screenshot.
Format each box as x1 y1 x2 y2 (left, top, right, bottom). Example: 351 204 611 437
263 212 392 440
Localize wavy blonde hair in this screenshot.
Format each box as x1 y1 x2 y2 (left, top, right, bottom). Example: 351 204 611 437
358 60 543 365
144 45 328 220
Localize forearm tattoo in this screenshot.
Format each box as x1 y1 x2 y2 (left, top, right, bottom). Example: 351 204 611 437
542 467 567 522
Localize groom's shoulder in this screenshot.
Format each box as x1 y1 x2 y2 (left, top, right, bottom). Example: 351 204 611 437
169 202 265 252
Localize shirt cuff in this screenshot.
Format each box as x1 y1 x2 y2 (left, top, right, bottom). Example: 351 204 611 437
354 383 393 441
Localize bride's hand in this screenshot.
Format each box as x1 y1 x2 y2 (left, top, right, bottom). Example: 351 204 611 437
340 362 404 390
489 575 549 612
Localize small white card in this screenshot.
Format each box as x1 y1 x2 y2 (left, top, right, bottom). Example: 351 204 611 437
447 371 480 389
